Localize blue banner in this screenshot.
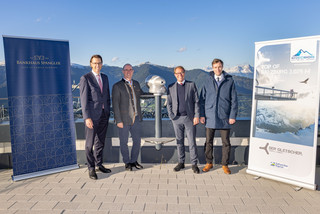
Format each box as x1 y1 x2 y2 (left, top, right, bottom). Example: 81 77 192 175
3 36 78 181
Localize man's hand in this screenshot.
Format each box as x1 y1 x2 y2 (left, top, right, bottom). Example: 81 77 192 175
193 117 199 125
85 118 94 129
117 122 124 128
200 117 205 124
229 119 236 125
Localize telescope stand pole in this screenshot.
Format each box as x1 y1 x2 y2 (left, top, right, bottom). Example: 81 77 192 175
155 95 162 138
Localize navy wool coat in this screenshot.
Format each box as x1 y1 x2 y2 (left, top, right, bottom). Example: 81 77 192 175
199 71 238 129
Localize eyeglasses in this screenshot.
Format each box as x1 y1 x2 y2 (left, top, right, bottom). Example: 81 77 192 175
123 69 134 72
91 62 102 65
174 72 185 75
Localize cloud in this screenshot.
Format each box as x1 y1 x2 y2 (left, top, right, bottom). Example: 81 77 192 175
111 57 119 62
177 47 187 53
35 17 51 23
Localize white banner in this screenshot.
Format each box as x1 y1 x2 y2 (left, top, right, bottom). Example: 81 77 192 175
247 35 320 190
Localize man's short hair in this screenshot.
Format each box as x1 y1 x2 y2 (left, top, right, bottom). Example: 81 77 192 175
174 66 185 73
211 58 224 67
123 63 133 70
90 55 103 64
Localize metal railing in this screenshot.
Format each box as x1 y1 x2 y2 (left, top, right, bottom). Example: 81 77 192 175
0 93 252 122
255 86 297 100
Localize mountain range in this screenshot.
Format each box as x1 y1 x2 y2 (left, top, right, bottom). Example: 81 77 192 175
0 62 253 117
70 62 254 93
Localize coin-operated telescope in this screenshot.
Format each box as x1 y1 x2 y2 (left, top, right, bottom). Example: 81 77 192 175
144 75 173 150
145 75 166 95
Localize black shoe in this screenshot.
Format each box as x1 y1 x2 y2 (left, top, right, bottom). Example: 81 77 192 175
89 169 97 180
131 161 143 169
173 163 185 172
125 163 132 171
97 165 111 173
192 165 200 174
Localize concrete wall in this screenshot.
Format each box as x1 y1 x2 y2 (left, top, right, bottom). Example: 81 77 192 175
0 119 251 169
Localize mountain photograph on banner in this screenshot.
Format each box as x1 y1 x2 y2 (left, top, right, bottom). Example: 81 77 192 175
254 41 319 147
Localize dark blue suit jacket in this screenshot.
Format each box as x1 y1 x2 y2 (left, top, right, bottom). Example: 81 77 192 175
79 71 110 121
166 80 200 121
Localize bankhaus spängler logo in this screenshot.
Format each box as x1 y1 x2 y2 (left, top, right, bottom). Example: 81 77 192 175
16 55 61 66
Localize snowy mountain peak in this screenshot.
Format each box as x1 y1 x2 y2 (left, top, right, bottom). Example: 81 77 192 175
203 66 212 72
138 61 154 66
202 64 254 78
225 64 253 78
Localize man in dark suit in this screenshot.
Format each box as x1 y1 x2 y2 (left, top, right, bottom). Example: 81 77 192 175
79 55 111 180
167 66 200 174
112 63 144 171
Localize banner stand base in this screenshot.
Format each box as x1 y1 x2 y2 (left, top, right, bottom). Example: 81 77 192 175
246 169 317 190
12 164 79 181
293 186 303 192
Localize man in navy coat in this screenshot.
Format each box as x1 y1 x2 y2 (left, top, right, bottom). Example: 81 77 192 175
167 66 200 174
200 59 238 174
80 55 111 179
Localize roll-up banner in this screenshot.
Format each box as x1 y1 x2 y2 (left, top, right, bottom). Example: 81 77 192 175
3 36 78 181
247 35 320 190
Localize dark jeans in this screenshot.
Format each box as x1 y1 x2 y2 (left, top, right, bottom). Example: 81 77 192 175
205 128 230 166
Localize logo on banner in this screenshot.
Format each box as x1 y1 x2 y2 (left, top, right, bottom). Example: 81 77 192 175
290 40 317 63
259 143 269 154
270 161 288 169
259 143 303 156
16 55 61 67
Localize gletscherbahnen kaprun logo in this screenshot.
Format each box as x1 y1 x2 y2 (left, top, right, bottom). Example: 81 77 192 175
290 39 317 63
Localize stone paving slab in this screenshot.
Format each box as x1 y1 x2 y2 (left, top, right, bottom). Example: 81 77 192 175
1 164 320 213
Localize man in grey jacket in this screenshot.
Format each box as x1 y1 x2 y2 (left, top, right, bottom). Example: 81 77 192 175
112 63 144 171
167 66 200 174
200 59 238 174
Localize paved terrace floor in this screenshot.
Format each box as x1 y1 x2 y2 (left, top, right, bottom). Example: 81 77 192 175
1 164 320 214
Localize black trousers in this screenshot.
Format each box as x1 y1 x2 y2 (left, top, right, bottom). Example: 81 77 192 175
85 110 109 170
205 128 231 166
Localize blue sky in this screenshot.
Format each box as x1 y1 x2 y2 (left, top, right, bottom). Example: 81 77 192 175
1 0 320 70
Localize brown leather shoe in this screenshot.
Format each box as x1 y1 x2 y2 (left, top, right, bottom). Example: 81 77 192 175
202 163 213 172
222 165 231 174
